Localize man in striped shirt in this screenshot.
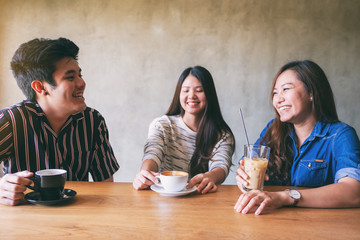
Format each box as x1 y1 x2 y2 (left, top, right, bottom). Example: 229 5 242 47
0 38 119 205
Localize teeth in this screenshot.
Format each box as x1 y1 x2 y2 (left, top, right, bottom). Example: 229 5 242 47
280 106 290 111
188 102 199 106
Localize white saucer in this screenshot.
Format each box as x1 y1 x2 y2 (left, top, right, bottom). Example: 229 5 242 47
150 184 197 197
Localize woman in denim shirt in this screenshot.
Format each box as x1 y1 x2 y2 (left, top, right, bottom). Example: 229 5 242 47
234 60 360 215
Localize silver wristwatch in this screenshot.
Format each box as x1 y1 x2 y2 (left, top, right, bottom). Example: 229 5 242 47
288 189 301 206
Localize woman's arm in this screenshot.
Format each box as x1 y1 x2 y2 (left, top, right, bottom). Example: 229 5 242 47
133 117 165 190
140 159 159 172
234 177 360 215
297 177 360 208
187 167 226 194
208 133 235 182
187 132 234 194
132 159 159 190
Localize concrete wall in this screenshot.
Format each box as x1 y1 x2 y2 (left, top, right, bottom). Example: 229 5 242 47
0 0 359 184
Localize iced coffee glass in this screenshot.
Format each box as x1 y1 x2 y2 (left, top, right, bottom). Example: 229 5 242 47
243 144 270 191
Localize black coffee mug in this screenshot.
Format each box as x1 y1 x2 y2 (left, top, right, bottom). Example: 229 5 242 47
28 169 67 201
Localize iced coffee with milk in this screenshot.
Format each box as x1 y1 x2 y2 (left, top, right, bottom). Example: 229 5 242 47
243 145 270 191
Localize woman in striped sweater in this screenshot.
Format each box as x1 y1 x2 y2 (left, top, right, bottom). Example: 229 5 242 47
133 66 235 194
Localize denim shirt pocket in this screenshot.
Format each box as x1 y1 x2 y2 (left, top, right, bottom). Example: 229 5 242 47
295 159 327 187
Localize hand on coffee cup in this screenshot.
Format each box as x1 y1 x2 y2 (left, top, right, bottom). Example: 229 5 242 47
0 170 33 206
237 153 270 193
187 172 217 194
27 169 67 201
133 169 159 190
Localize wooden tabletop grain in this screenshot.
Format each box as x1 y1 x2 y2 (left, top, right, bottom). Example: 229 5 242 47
0 182 359 239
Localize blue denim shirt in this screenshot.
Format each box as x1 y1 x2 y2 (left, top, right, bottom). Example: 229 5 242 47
255 119 360 187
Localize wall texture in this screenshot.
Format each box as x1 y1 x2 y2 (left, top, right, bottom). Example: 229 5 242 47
0 0 359 184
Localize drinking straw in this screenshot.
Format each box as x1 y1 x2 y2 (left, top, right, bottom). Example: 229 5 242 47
239 108 250 147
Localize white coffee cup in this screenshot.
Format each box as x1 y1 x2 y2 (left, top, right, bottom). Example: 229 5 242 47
156 171 189 192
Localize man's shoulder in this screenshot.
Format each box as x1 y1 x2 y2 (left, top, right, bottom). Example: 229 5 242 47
1 101 24 110
83 106 100 115
0 100 37 117
82 107 106 122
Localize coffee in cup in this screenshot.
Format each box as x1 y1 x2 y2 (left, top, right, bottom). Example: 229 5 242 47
156 171 188 192
28 169 67 201
243 145 270 191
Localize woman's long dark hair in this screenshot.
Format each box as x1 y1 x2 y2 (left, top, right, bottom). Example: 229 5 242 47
261 60 339 184
166 66 235 177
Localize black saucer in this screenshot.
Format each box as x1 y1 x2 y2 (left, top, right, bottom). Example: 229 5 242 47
25 189 77 206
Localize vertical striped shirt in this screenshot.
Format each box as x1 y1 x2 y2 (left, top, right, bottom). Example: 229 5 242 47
0 100 119 181
142 115 234 176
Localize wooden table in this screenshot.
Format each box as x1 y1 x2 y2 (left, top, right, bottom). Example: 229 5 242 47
0 182 359 239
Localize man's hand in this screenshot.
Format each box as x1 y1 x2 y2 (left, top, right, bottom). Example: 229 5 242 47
0 171 33 206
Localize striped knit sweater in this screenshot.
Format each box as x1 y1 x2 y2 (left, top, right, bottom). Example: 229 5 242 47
142 115 234 176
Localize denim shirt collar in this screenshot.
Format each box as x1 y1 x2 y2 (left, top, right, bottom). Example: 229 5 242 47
289 121 331 144
307 121 330 141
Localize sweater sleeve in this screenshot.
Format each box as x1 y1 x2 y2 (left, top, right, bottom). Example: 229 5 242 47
142 118 166 169
208 132 235 176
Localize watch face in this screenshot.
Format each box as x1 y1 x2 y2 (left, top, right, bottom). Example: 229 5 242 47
290 189 301 199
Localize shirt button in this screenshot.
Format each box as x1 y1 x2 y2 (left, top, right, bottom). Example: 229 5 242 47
308 163 311 168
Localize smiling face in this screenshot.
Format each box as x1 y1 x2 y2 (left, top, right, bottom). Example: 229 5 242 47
272 69 315 125
180 75 207 119
43 57 86 117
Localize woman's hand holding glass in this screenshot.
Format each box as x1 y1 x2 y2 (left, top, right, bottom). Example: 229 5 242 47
235 160 281 215
236 159 270 193
236 160 249 193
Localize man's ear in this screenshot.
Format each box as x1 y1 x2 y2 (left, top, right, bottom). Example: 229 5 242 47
31 80 48 95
